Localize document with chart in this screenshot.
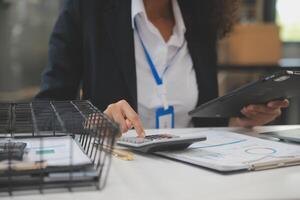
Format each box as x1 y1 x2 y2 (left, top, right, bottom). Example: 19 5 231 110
0 136 93 171
156 130 300 172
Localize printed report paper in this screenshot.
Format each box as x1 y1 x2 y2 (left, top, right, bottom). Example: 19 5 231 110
0 136 92 171
156 130 300 172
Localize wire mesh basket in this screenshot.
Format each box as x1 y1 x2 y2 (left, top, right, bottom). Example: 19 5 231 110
0 100 119 196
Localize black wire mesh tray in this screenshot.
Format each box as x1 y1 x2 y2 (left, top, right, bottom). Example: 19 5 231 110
0 100 119 196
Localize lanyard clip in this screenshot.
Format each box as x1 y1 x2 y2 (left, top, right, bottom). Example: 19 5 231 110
157 84 169 110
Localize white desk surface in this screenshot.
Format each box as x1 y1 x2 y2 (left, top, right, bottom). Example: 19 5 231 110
3 125 300 200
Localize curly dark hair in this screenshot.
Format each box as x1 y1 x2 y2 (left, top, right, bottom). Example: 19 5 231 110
193 0 240 38
212 0 240 38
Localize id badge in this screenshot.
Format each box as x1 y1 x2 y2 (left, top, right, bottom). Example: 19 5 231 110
155 106 175 129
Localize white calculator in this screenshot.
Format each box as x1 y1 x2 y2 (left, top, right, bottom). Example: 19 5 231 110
117 134 206 153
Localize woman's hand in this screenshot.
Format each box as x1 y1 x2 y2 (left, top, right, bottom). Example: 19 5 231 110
104 100 145 137
229 99 289 128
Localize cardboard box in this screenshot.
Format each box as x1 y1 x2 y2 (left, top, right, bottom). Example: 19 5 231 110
218 23 282 66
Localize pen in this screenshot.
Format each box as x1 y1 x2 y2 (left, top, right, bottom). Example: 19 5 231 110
0 161 47 172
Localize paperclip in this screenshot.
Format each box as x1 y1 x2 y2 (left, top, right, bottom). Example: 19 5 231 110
111 148 134 161
102 145 134 161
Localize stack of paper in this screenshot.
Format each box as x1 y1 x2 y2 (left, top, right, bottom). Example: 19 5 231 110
0 136 92 172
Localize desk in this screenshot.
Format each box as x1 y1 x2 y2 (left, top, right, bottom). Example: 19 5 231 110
3 125 300 200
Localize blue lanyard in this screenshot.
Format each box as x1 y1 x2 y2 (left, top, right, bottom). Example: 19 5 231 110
134 20 185 86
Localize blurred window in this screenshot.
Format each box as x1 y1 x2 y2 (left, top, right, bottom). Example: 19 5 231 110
276 0 300 42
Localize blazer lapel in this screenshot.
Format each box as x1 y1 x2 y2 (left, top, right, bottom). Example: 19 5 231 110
178 0 219 106
102 0 138 109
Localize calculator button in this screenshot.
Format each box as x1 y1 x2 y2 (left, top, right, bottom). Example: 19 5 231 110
119 138 151 144
145 134 179 141
134 138 144 144
119 134 180 145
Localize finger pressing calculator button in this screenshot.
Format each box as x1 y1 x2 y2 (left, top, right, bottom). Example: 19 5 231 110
135 138 144 144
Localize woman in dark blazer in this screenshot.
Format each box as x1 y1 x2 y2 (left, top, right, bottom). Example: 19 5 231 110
36 0 289 137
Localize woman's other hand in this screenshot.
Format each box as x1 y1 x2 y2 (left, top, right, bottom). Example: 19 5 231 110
229 99 289 128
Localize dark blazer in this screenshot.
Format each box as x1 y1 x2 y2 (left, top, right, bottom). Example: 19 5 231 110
36 0 229 127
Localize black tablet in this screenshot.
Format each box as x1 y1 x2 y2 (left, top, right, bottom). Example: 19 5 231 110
189 70 300 118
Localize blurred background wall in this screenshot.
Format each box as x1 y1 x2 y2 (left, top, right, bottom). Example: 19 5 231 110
0 0 61 101
218 0 300 125
0 0 299 124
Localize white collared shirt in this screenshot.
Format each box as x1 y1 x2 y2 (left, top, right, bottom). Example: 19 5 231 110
132 0 199 128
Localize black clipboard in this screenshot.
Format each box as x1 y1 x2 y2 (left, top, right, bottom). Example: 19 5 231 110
189 70 300 118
